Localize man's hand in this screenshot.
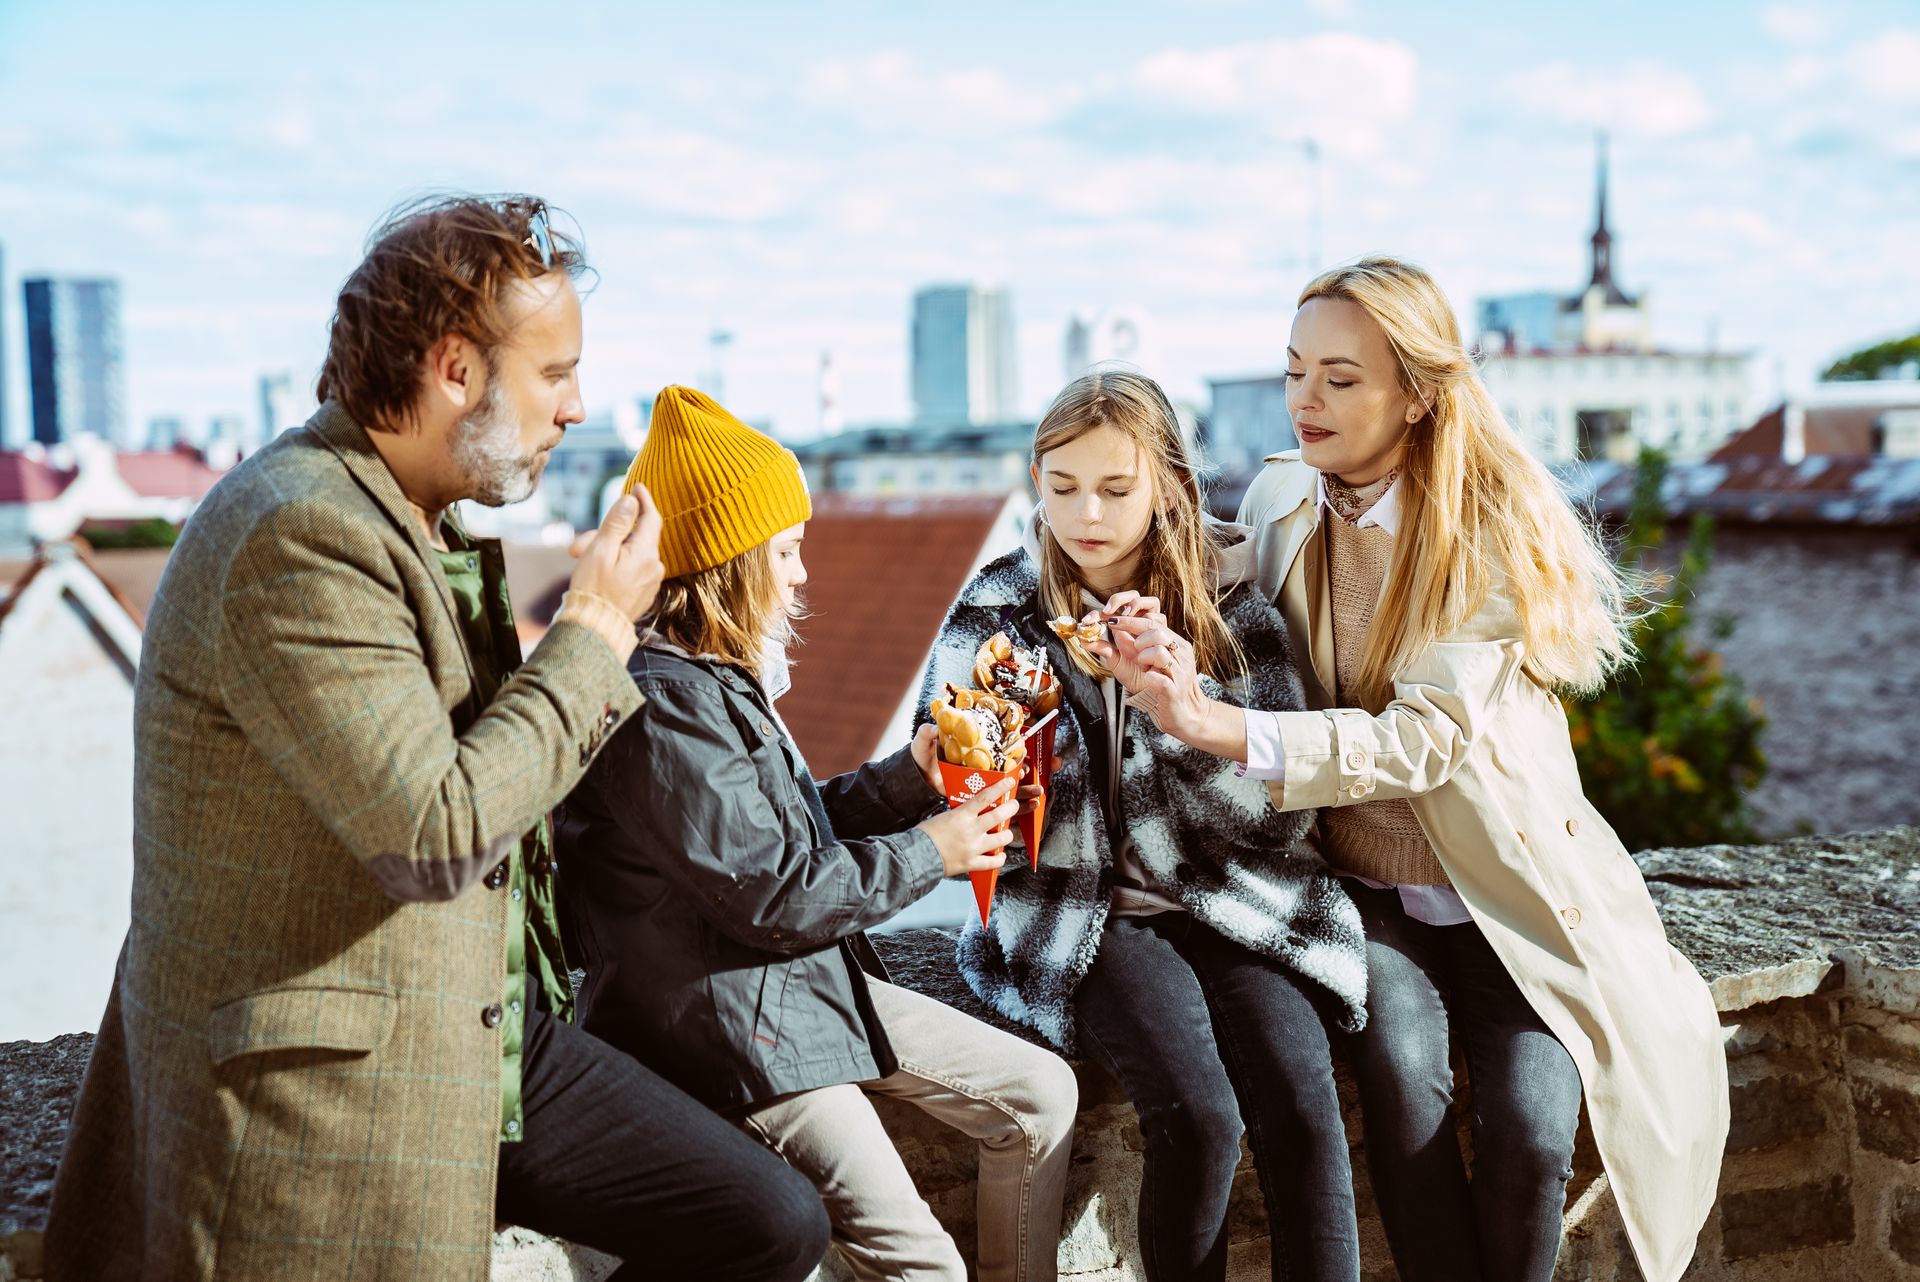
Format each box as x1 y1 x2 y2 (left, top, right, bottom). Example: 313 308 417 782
569 486 666 621
916 778 1016 877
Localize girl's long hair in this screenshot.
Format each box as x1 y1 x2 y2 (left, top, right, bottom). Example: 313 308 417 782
1299 256 1635 704
645 540 799 672
1033 370 1243 682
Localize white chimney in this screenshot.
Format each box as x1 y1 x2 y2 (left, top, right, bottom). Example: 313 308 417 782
1782 400 1806 465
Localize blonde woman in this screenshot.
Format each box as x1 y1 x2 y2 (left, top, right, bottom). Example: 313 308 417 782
1096 259 1728 1282
918 371 1369 1282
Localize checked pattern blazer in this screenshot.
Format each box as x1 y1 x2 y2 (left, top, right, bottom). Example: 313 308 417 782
43 403 641 1282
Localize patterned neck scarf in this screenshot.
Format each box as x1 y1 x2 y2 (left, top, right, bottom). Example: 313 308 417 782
1323 467 1400 525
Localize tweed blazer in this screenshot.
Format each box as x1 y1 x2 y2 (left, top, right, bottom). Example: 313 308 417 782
44 403 641 1282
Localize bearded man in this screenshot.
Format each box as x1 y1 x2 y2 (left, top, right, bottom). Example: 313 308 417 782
44 195 829 1282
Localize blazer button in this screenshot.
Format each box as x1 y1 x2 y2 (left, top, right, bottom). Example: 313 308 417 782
1561 906 1583 930
1565 818 1581 837
482 1004 504 1029
578 745 591 767
484 861 509 890
602 707 621 729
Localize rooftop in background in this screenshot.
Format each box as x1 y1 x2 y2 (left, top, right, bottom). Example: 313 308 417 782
783 492 1026 779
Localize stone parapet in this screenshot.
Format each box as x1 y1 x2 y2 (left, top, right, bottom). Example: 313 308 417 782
4 827 1917 1281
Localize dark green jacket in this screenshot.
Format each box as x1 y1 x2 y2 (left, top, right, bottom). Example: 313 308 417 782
559 646 944 1110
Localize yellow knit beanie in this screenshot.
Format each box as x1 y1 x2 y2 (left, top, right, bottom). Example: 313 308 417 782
622 385 811 579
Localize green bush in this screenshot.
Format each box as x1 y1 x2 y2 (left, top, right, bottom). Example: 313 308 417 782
1821 331 1920 381
1565 447 1768 850
76 518 181 549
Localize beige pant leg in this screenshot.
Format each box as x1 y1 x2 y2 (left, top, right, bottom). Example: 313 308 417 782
863 979 1080 1282
739 1082 967 1282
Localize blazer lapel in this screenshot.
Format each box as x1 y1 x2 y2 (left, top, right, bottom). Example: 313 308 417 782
304 402 477 689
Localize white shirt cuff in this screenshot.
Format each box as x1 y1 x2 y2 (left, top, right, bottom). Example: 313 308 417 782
1235 709 1287 781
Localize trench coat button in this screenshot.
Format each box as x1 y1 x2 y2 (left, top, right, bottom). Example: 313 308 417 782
1347 781 1369 799
481 1004 504 1029
1345 751 1366 770
1561 906 1583 930
484 861 509 890
1565 818 1581 837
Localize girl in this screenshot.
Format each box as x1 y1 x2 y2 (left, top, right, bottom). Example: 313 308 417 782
918 370 1369 1282
561 385 1079 1282
1098 258 1728 1282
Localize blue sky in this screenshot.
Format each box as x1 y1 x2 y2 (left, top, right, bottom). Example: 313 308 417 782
2 0 1916 445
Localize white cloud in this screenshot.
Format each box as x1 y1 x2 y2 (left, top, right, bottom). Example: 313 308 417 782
1761 3 1831 43
801 52 1070 134
1849 29 1920 103
1501 60 1713 137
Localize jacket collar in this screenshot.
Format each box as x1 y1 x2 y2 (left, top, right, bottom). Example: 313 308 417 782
1256 448 1320 528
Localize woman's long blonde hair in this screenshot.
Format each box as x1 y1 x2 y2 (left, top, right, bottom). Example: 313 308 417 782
1300 256 1635 703
1034 370 1243 682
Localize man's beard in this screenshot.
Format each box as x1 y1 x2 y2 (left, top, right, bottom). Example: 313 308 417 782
451 379 550 507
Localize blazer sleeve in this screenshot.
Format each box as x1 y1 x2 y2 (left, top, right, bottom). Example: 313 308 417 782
598 680 944 953
215 498 641 903
1264 583 1528 813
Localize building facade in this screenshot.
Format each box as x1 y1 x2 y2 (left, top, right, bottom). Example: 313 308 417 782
912 284 1018 425
24 277 126 449
1474 137 1752 462
1204 373 1300 475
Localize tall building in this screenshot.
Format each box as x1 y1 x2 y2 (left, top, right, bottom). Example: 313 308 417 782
0 243 9 448
911 284 1017 425
24 277 126 449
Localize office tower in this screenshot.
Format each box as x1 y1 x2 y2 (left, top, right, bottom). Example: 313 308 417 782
25 277 126 448
911 284 1017 425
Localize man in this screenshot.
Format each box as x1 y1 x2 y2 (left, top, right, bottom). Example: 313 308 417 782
45 195 830 1282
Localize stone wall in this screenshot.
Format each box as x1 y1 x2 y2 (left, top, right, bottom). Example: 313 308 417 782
4 828 1917 1282
1680 524 1920 837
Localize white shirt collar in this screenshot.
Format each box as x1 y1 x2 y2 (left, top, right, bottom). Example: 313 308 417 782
1313 470 1402 537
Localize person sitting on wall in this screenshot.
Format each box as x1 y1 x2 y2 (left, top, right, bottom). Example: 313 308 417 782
44 194 830 1282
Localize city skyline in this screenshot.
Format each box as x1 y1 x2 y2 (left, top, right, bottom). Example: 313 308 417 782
1 0 1916 445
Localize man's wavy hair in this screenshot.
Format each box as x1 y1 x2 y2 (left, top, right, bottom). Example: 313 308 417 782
316 193 589 432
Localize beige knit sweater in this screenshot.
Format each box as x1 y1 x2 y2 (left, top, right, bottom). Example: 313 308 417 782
1319 515 1452 886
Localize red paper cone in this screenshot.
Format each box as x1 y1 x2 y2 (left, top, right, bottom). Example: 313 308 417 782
936 757 1018 926
1014 717 1058 859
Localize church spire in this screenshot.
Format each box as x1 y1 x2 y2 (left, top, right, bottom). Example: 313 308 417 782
1586 131 1633 305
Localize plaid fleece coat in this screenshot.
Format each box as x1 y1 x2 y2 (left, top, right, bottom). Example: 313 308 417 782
914 532 1367 1052
44 403 639 1282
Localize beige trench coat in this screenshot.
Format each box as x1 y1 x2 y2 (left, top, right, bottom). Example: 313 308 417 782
1238 452 1727 1282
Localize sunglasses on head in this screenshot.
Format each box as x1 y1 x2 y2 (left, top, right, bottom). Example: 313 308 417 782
523 206 554 269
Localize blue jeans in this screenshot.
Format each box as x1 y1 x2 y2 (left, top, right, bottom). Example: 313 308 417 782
1342 883 1583 1282
1073 913 1359 1282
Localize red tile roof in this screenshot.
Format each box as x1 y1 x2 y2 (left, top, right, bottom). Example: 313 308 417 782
115 448 229 500
783 494 1014 779
0 454 77 503
1712 399 1920 461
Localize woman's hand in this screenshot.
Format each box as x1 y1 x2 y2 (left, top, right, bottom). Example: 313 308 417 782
1090 616 1250 761
916 778 1017 877
1091 591 1165 630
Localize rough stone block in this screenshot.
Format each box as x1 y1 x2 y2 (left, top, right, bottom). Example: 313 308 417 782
1726 1073 1825 1152
1891 1183 1920 1267
1718 1176 1854 1260
1851 1076 1920 1162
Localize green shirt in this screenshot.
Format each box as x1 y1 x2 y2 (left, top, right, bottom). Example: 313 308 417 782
434 522 575 1144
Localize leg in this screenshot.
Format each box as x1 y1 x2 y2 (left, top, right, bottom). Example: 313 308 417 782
1072 915 1246 1282
1340 884 1481 1282
862 978 1079 1282
739 1082 970 1282
496 1006 829 1282
1445 923 1584 1282
1178 924 1359 1282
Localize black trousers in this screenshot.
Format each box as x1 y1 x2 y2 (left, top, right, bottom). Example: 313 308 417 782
1073 913 1360 1282
496 1001 830 1282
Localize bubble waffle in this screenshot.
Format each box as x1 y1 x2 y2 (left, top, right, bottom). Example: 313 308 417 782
972 631 1062 717
1048 615 1109 669
930 684 1030 773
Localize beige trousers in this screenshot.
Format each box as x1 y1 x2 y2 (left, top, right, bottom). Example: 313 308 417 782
736 978 1079 1282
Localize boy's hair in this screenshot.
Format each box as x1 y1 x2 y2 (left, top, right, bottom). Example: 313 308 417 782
316 193 588 432
646 540 799 672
